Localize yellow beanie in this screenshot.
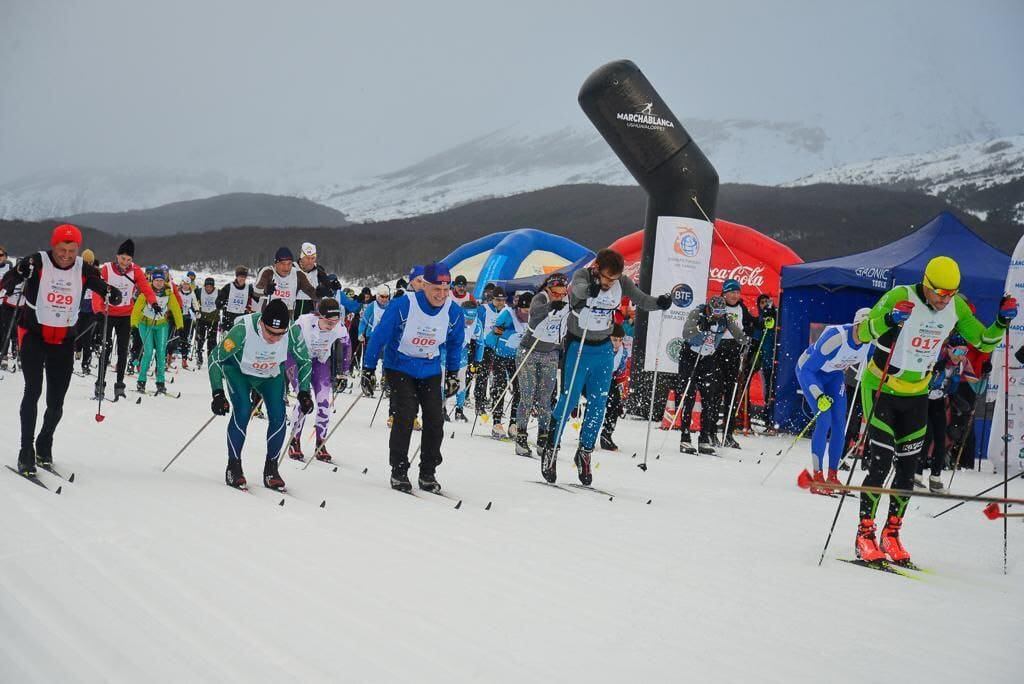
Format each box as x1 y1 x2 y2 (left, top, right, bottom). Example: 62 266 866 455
923 256 960 291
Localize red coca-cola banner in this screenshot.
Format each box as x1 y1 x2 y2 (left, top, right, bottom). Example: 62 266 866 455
608 218 802 310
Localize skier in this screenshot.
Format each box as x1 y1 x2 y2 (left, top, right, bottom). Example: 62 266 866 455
542 249 671 484
361 262 464 493
452 301 479 422
131 269 184 394
677 296 747 455
915 334 972 492
599 323 631 451
482 291 532 440
194 277 222 368
93 239 158 399
208 298 314 491
513 273 569 457
216 266 255 334
748 294 778 434
75 248 99 374
0 245 18 368
852 256 1014 564
473 286 506 414
176 277 198 368
286 298 351 462
294 242 339 318
357 285 391 395
449 274 475 306
716 278 755 449
1 224 121 475
794 308 871 493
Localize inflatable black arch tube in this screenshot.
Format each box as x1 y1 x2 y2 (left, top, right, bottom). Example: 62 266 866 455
578 59 719 414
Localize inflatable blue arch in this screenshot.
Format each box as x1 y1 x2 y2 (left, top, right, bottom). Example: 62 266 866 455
442 229 595 299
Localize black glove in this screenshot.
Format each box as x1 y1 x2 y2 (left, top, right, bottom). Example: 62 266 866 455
982 360 993 375
444 370 460 398
15 257 33 279
549 300 567 311
361 369 377 396
327 274 341 291
697 312 711 332
150 302 163 316
587 269 601 298
297 390 315 415
106 286 122 306
656 294 672 310
211 390 230 416
264 280 276 298
333 375 348 393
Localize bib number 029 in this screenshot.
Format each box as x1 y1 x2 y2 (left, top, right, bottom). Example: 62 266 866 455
46 292 74 306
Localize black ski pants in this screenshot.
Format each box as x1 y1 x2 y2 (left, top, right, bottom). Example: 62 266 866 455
678 348 720 440
386 370 444 476
100 315 132 386
20 332 74 452
918 397 948 477
860 391 928 520
715 340 744 437
75 311 98 367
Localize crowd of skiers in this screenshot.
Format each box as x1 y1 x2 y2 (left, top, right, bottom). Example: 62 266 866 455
1 227 1018 567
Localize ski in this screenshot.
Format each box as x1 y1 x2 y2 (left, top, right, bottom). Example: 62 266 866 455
528 480 576 494
5 465 49 490
566 482 618 497
837 558 919 579
38 464 73 482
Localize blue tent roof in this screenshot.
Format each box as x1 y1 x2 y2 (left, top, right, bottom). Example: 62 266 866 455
781 212 1009 296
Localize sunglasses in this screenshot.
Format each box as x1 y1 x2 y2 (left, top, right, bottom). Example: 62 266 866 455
930 287 957 297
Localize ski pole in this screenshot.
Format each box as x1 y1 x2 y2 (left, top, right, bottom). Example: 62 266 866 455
369 377 386 427
946 371 990 491
303 393 361 471
639 313 666 471
932 470 1024 518
94 300 112 423
655 343 704 457
796 469 1024 505
1002 327 1010 574
816 341 898 566
549 312 590 458
722 338 755 444
162 414 218 472
761 408 823 485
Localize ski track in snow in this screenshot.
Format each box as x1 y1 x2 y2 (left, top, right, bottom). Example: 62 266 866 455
0 367 1020 682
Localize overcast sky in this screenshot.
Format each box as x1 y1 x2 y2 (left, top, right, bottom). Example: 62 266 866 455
1 0 1021 184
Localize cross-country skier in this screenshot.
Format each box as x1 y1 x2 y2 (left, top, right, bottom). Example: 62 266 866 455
541 249 671 484
748 294 779 434
358 285 391 395
217 266 254 333
599 323 631 451
176 277 198 368
473 286 507 414
449 274 475 306
513 273 569 457
93 240 158 400
0 245 18 368
132 269 184 394
194 277 222 368
285 298 351 462
452 301 479 422
207 298 314 491
677 296 748 455
794 308 871 493
75 248 99 375
481 291 532 440
1 224 122 475
716 278 755 449
361 262 464 493
915 334 972 493
851 256 1014 564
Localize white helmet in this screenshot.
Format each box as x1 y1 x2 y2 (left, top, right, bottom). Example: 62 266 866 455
376 284 391 297
853 308 871 326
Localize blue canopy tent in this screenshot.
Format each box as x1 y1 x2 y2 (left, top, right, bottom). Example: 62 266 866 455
489 254 593 297
441 229 594 299
774 212 1009 432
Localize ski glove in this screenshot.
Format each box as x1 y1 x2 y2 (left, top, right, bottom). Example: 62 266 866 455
106 286 123 306
327 274 341 291
15 257 33 279
763 317 775 330
361 369 376 396
587 270 601 298
548 300 567 311
998 295 1018 325
816 394 833 412
885 301 914 327
150 302 163 316
444 370 460 398
983 359 995 375
297 390 315 415
656 294 672 310
211 390 230 416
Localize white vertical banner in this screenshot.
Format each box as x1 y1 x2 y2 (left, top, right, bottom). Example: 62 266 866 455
989 236 1024 470
644 215 714 372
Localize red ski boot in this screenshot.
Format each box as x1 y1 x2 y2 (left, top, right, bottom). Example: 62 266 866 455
855 518 886 562
287 437 304 461
314 440 333 462
825 469 842 493
810 470 830 495
880 515 911 564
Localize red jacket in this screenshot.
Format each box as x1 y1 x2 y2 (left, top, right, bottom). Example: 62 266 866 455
93 262 157 317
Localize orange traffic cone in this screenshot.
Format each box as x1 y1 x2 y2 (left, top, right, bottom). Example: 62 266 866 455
689 391 702 432
661 391 679 430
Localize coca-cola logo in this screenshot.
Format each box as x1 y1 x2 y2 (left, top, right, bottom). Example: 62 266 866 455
709 265 765 288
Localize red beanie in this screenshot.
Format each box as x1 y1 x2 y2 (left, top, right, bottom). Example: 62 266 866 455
51 223 83 247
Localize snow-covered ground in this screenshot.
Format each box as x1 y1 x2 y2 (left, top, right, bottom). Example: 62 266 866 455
0 365 1020 682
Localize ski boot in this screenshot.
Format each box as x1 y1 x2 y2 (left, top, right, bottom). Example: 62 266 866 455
34 434 53 467
81 361 91 375
136 381 146 394
709 433 722 449
418 471 442 494
263 458 286 491
391 468 412 493
541 445 557 483
600 433 618 451
826 469 842 491
287 437 305 461
855 517 886 562
574 447 593 486
454 407 468 422
314 440 332 462
114 382 127 400
697 435 716 455
17 447 37 477
491 422 508 440
225 459 247 490
181 358 189 370
155 382 167 395
515 431 533 458
928 475 946 493
913 474 926 490
880 515 911 564
722 433 741 449
680 432 697 455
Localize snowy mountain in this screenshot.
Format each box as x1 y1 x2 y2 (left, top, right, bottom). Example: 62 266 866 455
788 136 1024 225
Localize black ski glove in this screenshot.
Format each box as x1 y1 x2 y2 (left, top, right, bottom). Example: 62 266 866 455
444 370 460 398
297 390 315 415
150 302 163 316
549 300 567 311
327 274 341 291
656 294 672 310
697 312 711 332
106 286 122 306
211 390 230 416
982 360 993 375
15 257 33 279
587 269 601 298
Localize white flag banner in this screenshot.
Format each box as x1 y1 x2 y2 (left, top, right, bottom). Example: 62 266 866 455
645 215 713 372
989 235 1024 470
